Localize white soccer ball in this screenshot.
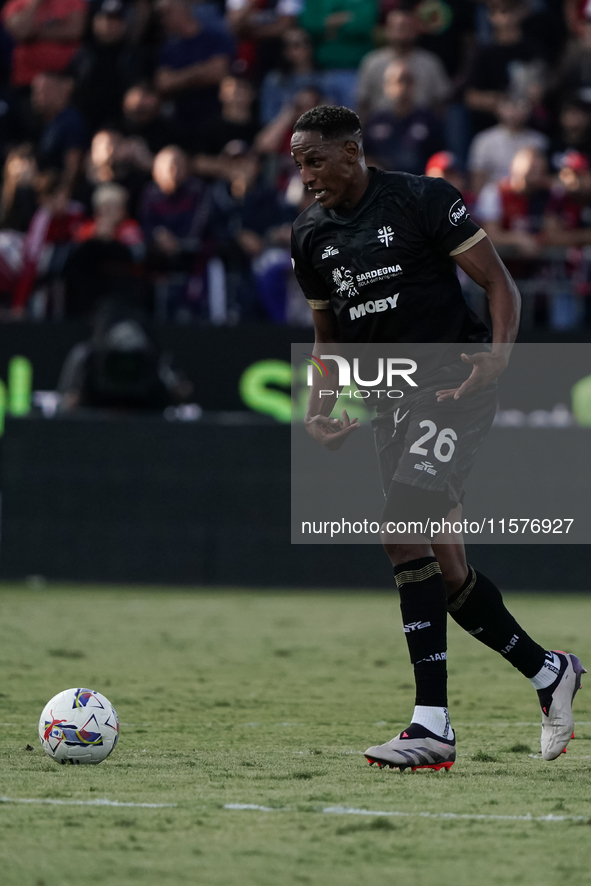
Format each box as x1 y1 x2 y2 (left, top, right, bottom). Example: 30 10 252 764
38 688 120 765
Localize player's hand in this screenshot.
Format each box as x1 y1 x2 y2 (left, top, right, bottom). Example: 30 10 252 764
305 410 360 450
436 352 507 401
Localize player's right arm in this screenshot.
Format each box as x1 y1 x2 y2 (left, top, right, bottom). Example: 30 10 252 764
305 307 360 451
291 226 360 450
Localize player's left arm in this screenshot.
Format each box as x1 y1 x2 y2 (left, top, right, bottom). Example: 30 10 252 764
437 235 521 401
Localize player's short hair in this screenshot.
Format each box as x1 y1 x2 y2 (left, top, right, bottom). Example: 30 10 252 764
293 105 362 142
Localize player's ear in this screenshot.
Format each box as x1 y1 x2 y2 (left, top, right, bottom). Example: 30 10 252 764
343 139 361 164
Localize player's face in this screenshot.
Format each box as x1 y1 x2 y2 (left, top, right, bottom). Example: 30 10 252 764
291 132 361 210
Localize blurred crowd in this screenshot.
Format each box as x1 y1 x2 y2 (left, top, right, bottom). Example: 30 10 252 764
1 0 591 327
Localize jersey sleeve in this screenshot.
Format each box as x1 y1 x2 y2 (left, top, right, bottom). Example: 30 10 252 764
291 228 333 311
419 177 486 256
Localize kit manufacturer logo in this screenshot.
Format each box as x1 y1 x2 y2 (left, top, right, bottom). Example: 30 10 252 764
377 226 395 246
414 460 437 475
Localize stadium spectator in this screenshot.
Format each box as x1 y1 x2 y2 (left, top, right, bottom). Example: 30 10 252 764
1 0 87 88
547 99 591 175
0 142 37 230
543 149 591 246
255 85 323 158
552 9 591 105
68 0 152 134
141 145 214 317
117 84 180 156
211 148 295 321
198 75 259 155
357 8 451 123
155 0 234 144
259 27 323 125
363 61 444 175
73 128 150 218
74 182 144 258
548 99 591 170
412 0 476 81
475 146 551 256
62 226 143 317
465 2 547 135
0 87 25 159
192 75 260 182
27 70 88 189
12 167 85 315
519 0 567 67
141 146 211 256
425 149 475 213
565 0 591 37
468 95 548 193
300 0 378 110
225 0 303 80
0 21 14 88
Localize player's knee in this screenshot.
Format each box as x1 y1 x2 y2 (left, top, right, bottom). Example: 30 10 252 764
441 564 469 596
382 541 433 567
433 540 469 595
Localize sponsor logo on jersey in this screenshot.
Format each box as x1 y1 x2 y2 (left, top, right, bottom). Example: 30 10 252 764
321 245 340 259
377 225 395 246
332 266 359 297
349 293 399 320
356 264 402 286
403 620 431 632
414 460 437 475
448 198 468 226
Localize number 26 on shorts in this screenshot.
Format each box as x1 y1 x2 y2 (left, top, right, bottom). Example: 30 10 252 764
409 420 457 463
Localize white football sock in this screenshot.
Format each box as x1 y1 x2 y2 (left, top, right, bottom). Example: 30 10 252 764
529 652 562 690
411 705 454 740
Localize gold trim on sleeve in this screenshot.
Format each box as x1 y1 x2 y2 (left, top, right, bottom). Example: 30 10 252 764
449 228 487 256
308 299 332 310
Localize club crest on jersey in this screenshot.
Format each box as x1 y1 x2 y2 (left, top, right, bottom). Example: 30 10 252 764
332 266 359 298
377 226 395 246
322 245 340 259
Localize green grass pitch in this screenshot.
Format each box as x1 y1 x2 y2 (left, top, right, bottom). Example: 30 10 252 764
1 585 591 886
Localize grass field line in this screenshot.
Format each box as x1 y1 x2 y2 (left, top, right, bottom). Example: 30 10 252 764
224 803 589 823
4 721 591 730
0 796 177 809
3 720 591 729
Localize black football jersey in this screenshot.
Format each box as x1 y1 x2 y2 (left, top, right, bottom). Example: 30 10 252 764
291 169 491 344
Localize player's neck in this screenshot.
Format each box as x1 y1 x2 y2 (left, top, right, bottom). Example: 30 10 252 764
335 167 371 211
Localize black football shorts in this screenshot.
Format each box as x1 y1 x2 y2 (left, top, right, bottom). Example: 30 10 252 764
371 379 498 507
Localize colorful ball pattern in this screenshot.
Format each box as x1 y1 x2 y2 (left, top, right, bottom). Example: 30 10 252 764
38 688 119 764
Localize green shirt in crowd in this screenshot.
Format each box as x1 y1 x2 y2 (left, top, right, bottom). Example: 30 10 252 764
299 0 378 70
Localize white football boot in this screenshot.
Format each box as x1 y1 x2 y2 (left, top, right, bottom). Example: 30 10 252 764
365 723 456 771
538 651 586 761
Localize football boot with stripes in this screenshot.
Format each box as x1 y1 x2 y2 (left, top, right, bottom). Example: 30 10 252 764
365 722 456 771
539 651 586 761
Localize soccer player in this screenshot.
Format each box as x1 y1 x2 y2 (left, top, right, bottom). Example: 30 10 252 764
290 105 585 772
